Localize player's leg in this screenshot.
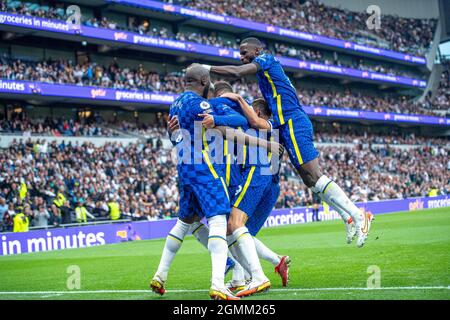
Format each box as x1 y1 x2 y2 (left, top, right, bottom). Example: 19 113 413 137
190 219 236 275
151 185 195 295
150 187 194 295
301 158 371 247
228 176 271 297
226 243 248 291
194 179 239 300
247 182 291 286
227 207 270 297
279 116 372 247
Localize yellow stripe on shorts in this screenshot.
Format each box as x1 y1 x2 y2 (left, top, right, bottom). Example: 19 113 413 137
220 177 230 201
202 150 219 179
202 126 209 151
242 145 247 169
226 154 231 186
233 166 256 208
288 118 303 165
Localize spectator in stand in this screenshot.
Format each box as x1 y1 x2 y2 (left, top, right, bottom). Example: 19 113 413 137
13 205 29 232
32 204 51 227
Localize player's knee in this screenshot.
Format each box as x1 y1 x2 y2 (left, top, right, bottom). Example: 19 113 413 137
299 161 322 187
227 218 241 235
227 208 246 234
180 216 195 224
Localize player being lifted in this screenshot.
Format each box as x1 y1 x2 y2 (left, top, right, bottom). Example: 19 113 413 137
202 37 373 247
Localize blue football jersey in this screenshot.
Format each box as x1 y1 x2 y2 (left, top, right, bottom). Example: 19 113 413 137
209 97 243 114
253 53 306 127
209 97 248 188
169 91 249 185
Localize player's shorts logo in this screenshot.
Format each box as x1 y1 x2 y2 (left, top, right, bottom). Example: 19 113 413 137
235 185 243 196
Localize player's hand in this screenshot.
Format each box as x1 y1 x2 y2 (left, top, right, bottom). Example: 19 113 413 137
198 113 215 129
269 141 284 157
220 92 241 101
168 115 180 133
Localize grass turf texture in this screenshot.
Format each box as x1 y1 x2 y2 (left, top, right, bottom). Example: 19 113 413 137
0 207 449 300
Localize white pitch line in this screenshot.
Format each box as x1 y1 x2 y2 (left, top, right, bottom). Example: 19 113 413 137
40 294 63 298
0 286 448 295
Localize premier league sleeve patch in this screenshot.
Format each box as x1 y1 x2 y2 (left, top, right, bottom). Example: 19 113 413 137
200 101 211 110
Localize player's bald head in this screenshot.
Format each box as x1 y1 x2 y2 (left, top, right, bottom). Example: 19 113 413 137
185 63 211 98
185 63 210 85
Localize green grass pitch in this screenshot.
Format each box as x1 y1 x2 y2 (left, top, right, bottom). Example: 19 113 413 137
0 207 449 300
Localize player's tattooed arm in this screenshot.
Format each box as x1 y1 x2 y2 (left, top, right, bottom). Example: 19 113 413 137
220 93 271 130
204 63 258 78
215 126 284 156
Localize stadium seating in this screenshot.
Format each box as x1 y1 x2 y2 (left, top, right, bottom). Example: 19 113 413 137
0 0 426 80
0 58 447 116
0 0 448 234
173 0 437 56
0 116 448 231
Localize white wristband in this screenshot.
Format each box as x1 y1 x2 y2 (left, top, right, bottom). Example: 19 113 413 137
202 64 212 72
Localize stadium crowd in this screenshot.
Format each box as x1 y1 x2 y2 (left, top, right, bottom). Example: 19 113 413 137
0 0 424 79
172 0 437 56
418 59 450 113
0 119 448 232
0 57 186 94
0 110 117 136
0 138 178 232
1 57 447 117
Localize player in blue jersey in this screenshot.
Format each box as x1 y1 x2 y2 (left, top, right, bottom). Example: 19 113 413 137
152 65 282 300
222 96 291 291
241 98 290 287
203 37 373 248
192 82 291 292
193 81 273 297
151 64 246 300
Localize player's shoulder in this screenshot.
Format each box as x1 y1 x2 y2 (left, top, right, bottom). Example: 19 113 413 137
180 91 210 108
209 97 236 108
255 53 275 63
208 97 227 106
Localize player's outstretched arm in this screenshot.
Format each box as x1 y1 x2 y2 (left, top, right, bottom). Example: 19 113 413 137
203 63 258 78
220 93 271 130
215 126 283 156
198 107 248 129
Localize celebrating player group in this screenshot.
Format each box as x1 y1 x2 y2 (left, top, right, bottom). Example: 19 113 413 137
150 37 374 300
